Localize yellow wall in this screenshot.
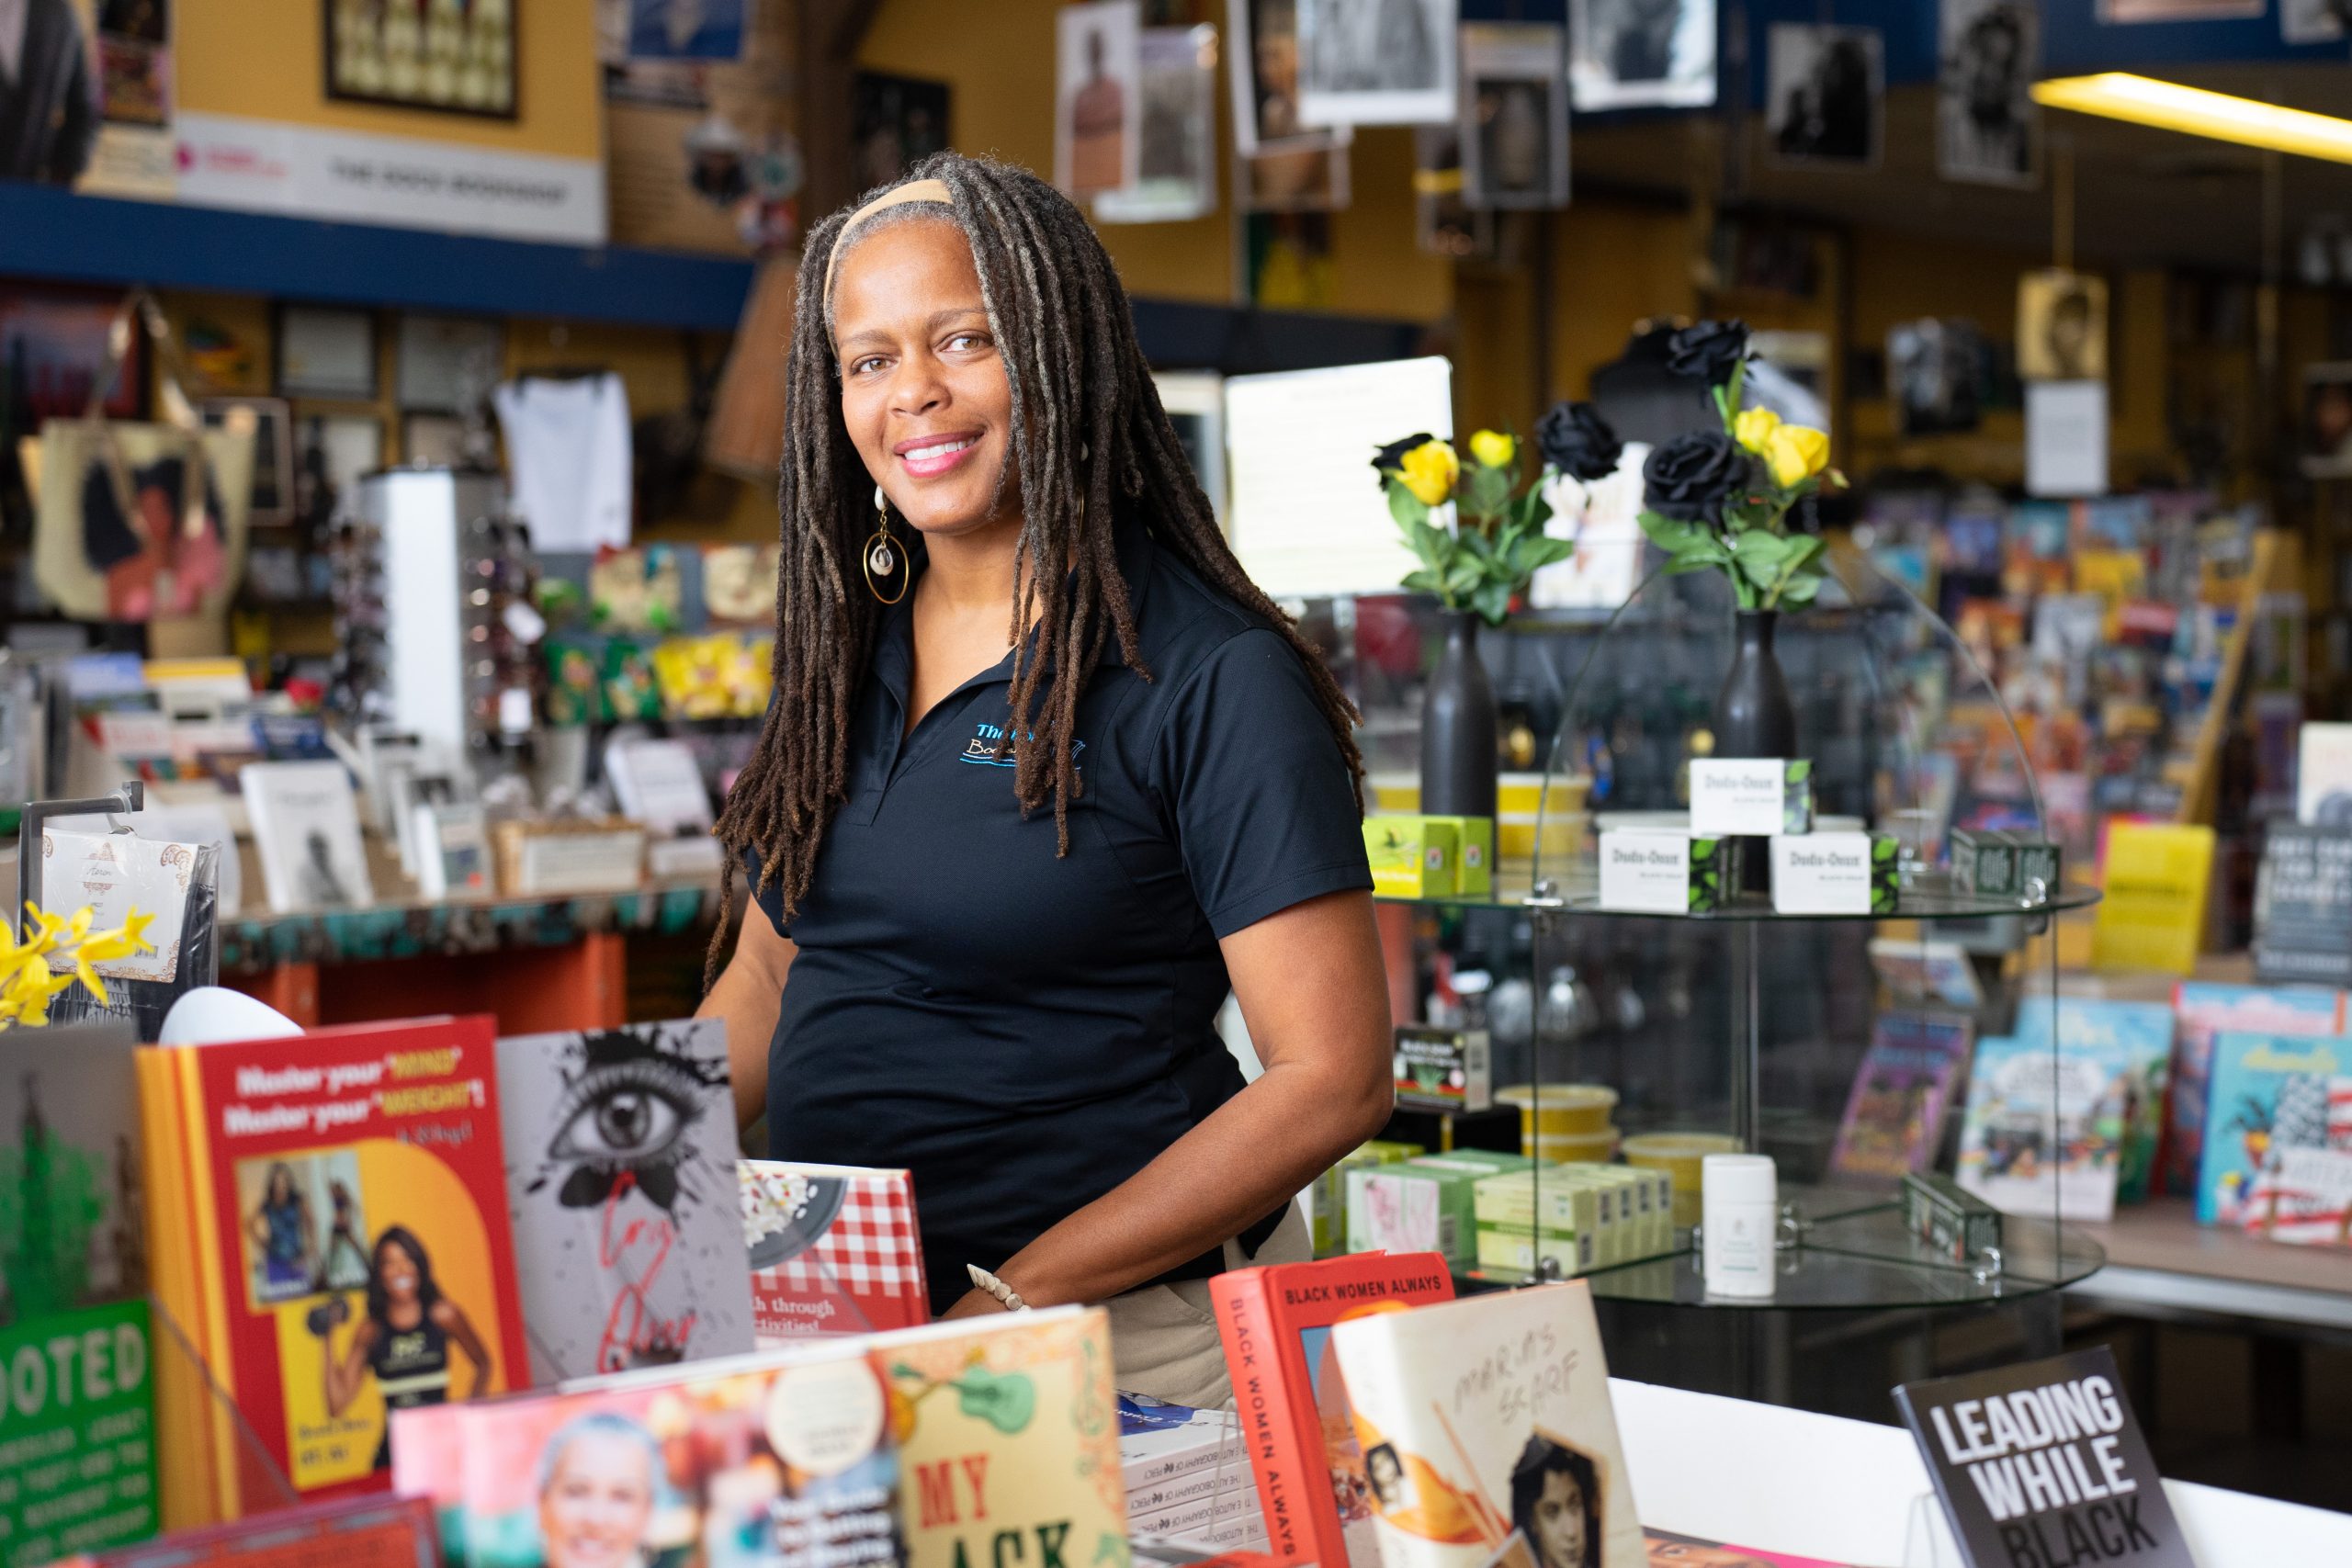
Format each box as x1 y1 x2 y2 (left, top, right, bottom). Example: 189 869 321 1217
176 0 600 159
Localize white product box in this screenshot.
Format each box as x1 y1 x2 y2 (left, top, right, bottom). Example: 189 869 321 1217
1690 758 1813 836
1769 832 1896 915
1597 829 1724 914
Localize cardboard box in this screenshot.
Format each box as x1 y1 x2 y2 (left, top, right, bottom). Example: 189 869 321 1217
1690 758 1814 836
1423 815 1493 896
1305 1138 1422 1256
1475 1224 1592 1279
1345 1161 1481 1266
1770 832 1899 915
1363 817 1458 899
1950 827 2018 897
1598 829 1728 914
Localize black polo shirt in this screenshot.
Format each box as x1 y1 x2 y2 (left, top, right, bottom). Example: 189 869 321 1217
748 522 1371 1315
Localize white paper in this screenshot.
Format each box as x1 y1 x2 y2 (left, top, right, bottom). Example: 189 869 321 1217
1225 356 1453 599
1570 0 1717 111
48 805 242 918
606 737 715 835
2026 379 2109 498
39 831 198 983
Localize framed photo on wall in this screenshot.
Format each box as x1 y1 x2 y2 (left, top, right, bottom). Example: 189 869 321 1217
279 306 378 400
202 397 297 525
324 0 518 118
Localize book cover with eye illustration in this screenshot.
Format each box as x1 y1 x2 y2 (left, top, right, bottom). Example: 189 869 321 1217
740 1160 930 1343
496 1021 756 1383
138 1015 529 1525
1327 1282 1643 1568
866 1306 1127 1568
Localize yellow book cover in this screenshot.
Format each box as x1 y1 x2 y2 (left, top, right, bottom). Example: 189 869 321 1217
2094 822 2215 976
869 1306 1127 1568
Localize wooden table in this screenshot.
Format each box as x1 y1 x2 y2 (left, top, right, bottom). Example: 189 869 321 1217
2070 1198 2352 1342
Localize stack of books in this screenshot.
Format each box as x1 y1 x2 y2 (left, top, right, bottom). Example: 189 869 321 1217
1120 1397 1263 1551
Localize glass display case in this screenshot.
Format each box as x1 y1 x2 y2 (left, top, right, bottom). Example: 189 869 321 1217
1363 548 2109 1406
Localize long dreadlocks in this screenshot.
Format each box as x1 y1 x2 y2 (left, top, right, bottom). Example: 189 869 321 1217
707 153 1364 984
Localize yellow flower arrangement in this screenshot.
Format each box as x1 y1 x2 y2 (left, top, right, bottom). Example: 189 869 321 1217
1467 429 1517 469
1731 406 1781 455
1764 424 1830 488
1397 439 1460 506
0 904 156 1029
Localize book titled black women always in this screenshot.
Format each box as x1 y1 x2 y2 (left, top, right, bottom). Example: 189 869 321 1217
1894 1348 2193 1568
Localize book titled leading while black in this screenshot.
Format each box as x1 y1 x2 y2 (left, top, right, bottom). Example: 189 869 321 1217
1894 1348 2195 1568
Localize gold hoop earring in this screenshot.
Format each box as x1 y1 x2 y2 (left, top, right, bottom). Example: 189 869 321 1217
864 483 909 605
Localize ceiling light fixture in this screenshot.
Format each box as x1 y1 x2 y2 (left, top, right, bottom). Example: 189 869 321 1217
2031 73 2352 165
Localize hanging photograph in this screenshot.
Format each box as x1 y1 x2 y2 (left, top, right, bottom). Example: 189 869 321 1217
2282 0 2347 42
202 397 295 525
1231 0 1352 158
2097 0 2260 19
1295 0 1458 130
277 306 377 400
626 0 747 60
1096 25 1219 224
1055 0 1143 200
2299 364 2352 478
1938 0 2038 189
1888 319 1984 435
1766 24 1882 169
1245 140 1351 212
323 0 517 118
396 314 504 412
2017 269 2109 382
1459 22 1568 209
1570 0 1716 112
853 73 952 191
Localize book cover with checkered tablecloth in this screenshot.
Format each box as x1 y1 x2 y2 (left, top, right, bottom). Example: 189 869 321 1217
740 1159 930 1341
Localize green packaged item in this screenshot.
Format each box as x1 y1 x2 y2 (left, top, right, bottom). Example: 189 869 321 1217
1475 1224 1592 1279
1393 1025 1493 1112
1902 1170 2003 1264
1306 1139 1423 1256
1422 816 1493 895
1363 817 1459 898
1347 1161 1481 1267
1950 827 2018 897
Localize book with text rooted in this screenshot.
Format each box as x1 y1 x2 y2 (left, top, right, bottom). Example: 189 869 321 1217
866 1306 1126 1568
0 1022 162 1562
2198 1031 2352 1244
1826 1010 1974 1184
1209 1251 1455 1568
497 1020 755 1382
1328 1281 1643 1568
139 1016 529 1522
1894 1347 2191 1568
408 1338 906 1568
740 1160 930 1342
2163 981 2343 1199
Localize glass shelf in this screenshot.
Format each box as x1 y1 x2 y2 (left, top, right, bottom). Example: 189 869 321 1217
1374 873 2101 920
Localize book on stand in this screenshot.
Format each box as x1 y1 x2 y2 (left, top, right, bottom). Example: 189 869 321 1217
2198 1030 2352 1245
496 1020 756 1382
241 760 375 912
1209 1251 1456 1568
2010 998 2174 1203
1956 1032 2133 1224
1328 1281 1644 1568
739 1160 930 1342
1826 1010 1974 1183
2164 981 2345 1197
138 1015 529 1523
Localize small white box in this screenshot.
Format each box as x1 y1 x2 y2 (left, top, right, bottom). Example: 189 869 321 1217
1690 758 1810 836
1769 832 1892 915
1597 829 1723 914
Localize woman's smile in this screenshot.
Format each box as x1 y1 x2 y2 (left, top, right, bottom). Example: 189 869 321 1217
897 430 984 479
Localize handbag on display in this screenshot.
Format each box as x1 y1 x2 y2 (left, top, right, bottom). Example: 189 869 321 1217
31 293 254 624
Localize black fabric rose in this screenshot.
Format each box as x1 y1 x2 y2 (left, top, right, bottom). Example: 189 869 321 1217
1666 320 1750 385
1534 401 1623 483
1643 430 1751 525
1371 432 1435 484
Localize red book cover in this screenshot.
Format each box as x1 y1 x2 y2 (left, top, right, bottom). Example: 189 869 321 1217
165 1016 528 1510
1210 1250 1453 1568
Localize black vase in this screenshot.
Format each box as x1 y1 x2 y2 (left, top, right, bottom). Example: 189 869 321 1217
1713 609 1797 895
1420 611 1498 820
1713 609 1797 761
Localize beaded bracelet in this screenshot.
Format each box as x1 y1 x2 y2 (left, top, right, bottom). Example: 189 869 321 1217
966 1264 1027 1311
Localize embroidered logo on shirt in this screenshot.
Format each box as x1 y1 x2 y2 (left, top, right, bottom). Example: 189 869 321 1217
961 722 1082 769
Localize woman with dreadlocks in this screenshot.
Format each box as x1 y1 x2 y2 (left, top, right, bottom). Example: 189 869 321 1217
698 154 1389 1404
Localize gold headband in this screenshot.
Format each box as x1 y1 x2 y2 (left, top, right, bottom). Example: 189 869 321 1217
822 178 956 306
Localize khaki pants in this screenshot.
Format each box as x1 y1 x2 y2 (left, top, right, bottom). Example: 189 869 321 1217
1103 1201 1311 1409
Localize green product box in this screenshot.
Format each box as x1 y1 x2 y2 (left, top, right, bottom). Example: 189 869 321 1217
1902 1171 2004 1264
1950 827 2018 897
2009 834 2063 899
1476 1224 1593 1279
1412 1148 1537 1176
1393 1025 1493 1113
1472 1168 1600 1242
1422 816 1494 896
0 1299 158 1566
1551 1165 1634 1266
1347 1161 1483 1267
1363 817 1459 899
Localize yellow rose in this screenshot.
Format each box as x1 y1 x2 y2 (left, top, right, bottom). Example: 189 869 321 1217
1732 406 1781 455
1398 439 1460 506
1468 429 1516 469
1765 424 1830 487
